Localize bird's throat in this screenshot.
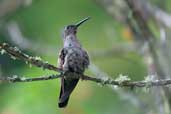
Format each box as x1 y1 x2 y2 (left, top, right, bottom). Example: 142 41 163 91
64 35 81 48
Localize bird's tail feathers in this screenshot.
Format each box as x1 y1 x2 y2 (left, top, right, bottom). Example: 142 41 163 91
58 78 79 108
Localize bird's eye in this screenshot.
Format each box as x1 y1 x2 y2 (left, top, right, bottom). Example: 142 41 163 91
66 26 70 30
64 26 69 31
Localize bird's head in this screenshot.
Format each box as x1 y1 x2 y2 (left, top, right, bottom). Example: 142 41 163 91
63 17 90 37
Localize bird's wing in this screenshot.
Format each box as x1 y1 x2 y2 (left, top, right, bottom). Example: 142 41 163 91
57 48 66 69
82 49 90 68
57 48 66 99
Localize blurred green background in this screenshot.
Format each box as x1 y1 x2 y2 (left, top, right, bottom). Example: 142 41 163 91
2 0 166 114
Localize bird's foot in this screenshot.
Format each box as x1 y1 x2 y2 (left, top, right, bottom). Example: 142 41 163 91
61 71 70 78
80 75 85 81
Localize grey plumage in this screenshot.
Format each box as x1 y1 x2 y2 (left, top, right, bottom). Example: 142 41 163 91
62 47 89 73
58 17 90 108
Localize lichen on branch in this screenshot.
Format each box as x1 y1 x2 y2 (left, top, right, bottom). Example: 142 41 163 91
1 42 171 88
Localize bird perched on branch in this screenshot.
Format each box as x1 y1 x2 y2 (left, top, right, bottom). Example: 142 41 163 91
57 17 90 108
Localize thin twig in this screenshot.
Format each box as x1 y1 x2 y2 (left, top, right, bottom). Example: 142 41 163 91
1 73 171 88
0 74 62 83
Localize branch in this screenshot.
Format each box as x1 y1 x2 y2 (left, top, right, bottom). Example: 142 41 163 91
1 73 171 88
0 43 62 73
0 74 62 83
1 42 171 88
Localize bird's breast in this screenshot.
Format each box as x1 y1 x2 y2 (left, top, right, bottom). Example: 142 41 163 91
62 47 89 74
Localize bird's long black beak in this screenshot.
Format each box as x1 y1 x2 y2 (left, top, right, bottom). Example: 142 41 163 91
75 17 90 28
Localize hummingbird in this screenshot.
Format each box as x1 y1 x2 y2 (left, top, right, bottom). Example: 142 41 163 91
57 17 90 108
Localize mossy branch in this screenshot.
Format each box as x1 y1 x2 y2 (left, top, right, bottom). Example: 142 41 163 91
1 42 171 88
0 43 62 73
